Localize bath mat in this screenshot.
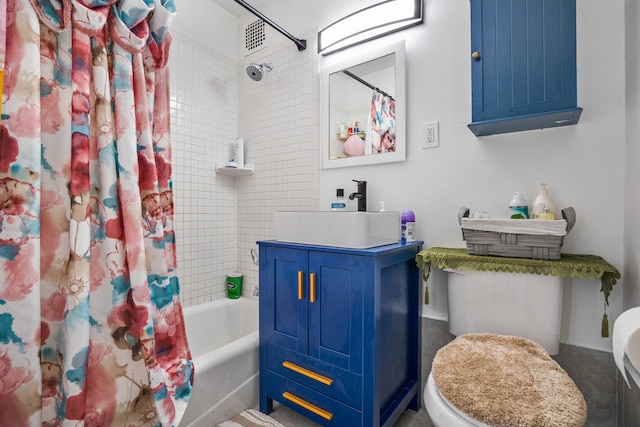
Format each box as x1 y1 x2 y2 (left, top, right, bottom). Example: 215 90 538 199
432 333 587 427
218 409 286 427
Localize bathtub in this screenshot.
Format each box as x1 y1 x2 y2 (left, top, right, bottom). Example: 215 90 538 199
180 298 259 427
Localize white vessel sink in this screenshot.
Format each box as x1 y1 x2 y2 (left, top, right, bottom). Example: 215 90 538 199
274 211 400 249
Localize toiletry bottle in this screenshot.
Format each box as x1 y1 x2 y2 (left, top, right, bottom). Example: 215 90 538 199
509 192 528 219
401 210 416 243
340 122 347 139
530 183 555 219
331 189 347 211
234 137 245 168
537 204 555 220
354 121 360 133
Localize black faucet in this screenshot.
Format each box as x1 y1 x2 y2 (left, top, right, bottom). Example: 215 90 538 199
349 179 367 212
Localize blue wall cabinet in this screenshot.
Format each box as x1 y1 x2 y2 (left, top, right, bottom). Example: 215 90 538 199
468 0 582 136
258 241 423 426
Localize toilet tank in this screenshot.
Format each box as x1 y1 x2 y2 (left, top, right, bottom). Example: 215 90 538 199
446 269 563 355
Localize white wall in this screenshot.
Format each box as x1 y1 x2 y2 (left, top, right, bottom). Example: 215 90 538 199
170 24 240 305
235 31 320 297
625 0 640 310
174 0 638 352
315 0 626 352
173 0 237 58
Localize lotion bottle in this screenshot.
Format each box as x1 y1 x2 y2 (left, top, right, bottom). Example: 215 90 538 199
530 183 555 219
537 204 555 220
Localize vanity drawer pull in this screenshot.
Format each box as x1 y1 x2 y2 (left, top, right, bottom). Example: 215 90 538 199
282 361 333 385
310 272 316 303
282 391 334 420
298 271 304 300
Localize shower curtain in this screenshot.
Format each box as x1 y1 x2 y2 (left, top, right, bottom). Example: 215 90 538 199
366 90 396 154
0 0 193 426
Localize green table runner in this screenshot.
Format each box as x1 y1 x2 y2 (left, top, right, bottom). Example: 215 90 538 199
416 247 621 337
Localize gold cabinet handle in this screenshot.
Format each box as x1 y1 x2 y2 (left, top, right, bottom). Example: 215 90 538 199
472 51 481 60
282 361 333 386
282 392 334 420
298 271 304 300
309 272 316 303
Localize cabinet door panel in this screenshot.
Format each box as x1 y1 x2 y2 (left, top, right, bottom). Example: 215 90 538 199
264 246 309 354
494 0 512 111
308 252 363 372
472 0 577 121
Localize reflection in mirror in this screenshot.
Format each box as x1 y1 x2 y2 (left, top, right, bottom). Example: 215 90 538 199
330 55 395 158
321 41 405 169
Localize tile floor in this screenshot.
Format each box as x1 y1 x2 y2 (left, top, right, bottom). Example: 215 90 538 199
256 318 618 427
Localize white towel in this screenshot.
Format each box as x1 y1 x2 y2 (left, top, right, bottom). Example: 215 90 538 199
461 218 568 236
218 409 285 427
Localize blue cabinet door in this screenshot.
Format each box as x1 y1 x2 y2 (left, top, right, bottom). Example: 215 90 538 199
261 246 364 369
261 245 309 354
469 0 581 136
308 251 363 373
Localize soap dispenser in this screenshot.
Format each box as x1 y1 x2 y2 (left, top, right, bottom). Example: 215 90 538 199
530 183 555 219
537 204 555 220
331 189 347 211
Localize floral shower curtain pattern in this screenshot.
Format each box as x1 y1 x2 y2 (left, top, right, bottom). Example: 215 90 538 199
365 90 396 154
0 0 193 426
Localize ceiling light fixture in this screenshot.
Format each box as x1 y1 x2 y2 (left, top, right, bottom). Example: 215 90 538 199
318 0 423 55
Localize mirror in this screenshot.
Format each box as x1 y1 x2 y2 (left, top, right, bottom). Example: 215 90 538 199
320 41 406 169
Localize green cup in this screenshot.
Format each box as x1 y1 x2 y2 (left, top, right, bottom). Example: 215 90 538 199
226 273 243 299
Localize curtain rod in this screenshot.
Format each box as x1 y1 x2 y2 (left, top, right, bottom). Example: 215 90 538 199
234 0 307 51
342 70 394 101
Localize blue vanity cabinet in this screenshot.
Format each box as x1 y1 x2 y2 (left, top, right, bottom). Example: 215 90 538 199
258 240 423 427
468 0 582 136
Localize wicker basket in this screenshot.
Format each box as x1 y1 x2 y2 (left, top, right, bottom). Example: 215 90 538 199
458 207 576 260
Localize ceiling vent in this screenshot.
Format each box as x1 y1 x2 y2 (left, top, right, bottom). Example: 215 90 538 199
241 17 269 57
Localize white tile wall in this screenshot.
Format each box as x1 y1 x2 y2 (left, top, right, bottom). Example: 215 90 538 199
236 32 320 297
170 32 239 306
169 30 319 306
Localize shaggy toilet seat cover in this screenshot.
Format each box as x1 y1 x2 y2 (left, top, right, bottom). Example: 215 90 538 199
432 333 587 427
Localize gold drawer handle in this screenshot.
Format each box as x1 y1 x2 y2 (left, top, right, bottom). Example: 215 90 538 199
310 272 316 303
282 392 334 421
298 271 304 300
282 361 333 386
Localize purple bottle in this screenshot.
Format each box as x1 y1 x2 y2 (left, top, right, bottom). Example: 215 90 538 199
401 210 416 243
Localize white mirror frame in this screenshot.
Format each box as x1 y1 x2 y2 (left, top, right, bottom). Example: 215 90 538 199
320 40 406 169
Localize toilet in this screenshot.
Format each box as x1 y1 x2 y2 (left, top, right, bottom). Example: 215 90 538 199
425 373 491 427
424 269 587 427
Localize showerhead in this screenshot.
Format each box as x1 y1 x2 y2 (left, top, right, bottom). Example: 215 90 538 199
246 62 273 81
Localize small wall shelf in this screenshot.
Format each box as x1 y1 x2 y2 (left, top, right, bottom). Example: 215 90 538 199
335 131 366 142
215 163 254 176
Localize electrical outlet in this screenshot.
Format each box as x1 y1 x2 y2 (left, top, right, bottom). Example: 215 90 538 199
422 121 439 149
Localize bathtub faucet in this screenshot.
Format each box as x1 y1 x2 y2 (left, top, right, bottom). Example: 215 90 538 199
253 285 259 297
349 179 367 212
